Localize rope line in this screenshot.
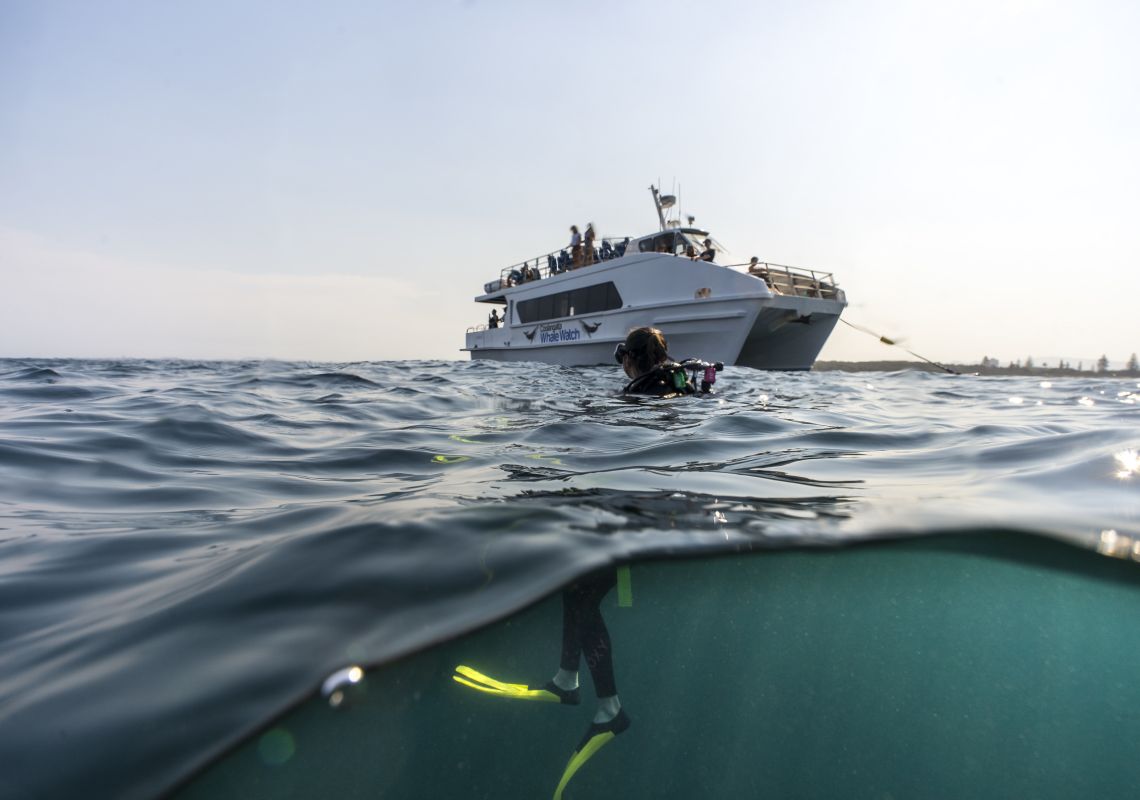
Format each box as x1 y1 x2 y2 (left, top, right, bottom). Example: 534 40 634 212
840 319 959 375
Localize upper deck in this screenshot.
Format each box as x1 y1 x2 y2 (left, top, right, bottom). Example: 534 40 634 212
476 229 842 304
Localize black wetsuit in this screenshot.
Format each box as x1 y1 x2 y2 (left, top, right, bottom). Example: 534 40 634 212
560 570 618 697
622 362 698 397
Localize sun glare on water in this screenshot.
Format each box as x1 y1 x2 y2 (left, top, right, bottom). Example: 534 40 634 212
1115 449 1139 480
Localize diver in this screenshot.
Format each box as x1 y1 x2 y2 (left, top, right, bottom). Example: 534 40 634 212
617 326 722 396
453 327 720 798
453 567 630 799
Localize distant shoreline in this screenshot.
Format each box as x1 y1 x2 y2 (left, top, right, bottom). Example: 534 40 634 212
814 360 1140 378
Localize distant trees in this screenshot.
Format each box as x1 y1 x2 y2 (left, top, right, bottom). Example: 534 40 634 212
976 356 1139 374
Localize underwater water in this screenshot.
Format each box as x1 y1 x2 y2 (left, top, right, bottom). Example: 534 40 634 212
0 359 1137 799
177 536 1140 800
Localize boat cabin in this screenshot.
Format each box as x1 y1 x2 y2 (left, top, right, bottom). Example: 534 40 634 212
632 227 716 257
638 226 706 255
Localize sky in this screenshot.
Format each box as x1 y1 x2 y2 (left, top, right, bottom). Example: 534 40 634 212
2 0 1139 365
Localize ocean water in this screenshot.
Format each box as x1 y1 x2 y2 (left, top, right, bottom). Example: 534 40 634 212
1 359 1138 799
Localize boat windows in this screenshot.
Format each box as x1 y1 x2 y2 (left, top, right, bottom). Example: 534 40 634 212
516 282 622 323
639 232 679 254
638 232 709 255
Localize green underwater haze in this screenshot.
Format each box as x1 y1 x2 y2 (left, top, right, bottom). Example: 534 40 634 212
178 533 1140 800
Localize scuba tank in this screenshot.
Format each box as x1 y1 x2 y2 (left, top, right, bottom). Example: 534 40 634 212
674 358 724 393
623 358 724 396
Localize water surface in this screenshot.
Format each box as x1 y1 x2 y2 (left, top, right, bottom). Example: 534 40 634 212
0 359 1137 798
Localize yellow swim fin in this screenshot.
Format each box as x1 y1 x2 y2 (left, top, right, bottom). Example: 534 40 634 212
452 665 580 705
552 710 631 799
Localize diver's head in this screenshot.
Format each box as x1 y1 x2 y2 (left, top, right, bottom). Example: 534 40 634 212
615 326 669 379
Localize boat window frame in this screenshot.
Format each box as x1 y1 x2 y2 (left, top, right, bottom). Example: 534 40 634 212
516 281 623 324
638 231 711 256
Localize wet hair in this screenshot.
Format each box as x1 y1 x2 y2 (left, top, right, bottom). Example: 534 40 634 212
622 326 669 376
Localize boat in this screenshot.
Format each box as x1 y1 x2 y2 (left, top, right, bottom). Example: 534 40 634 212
463 186 847 369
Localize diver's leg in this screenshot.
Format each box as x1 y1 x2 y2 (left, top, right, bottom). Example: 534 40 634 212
551 570 630 800
556 584 584 691
574 571 620 721
560 570 623 722
560 570 615 675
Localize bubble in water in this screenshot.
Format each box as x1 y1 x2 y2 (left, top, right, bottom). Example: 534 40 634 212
257 728 295 766
322 665 366 709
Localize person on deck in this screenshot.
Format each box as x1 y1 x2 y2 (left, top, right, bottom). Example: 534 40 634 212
699 238 716 262
570 225 582 268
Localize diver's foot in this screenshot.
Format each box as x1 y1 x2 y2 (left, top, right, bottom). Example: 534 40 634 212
553 710 632 800
577 708 631 748
540 680 582 706
452 665 580 705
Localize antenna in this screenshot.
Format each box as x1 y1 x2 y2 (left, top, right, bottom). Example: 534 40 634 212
650 184 668 231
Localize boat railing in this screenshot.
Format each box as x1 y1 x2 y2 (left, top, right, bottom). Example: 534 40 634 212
483 238 632 294
733 261 842 300
481 245 841 301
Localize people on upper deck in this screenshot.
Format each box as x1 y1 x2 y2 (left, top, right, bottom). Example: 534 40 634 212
699 238 716 262
488 308 501 328
583 223 596 266
748 256 779 292
569 225 582 268
685 244 699 260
